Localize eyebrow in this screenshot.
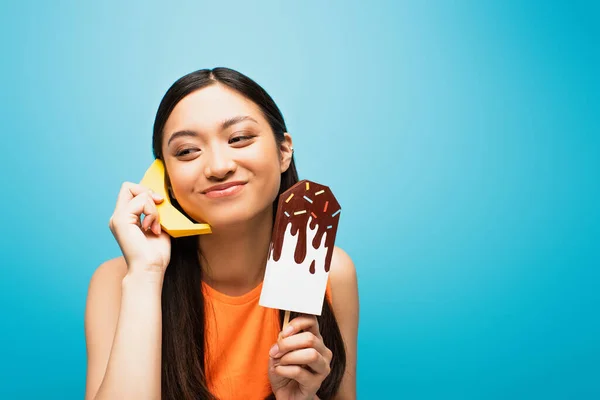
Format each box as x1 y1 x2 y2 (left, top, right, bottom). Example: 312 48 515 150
167 115 259 146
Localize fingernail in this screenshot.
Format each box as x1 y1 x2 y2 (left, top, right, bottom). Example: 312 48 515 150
151 192 164 200
282 325 294 337
269 344 279 357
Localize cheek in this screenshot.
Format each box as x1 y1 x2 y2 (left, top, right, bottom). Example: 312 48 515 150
257 148 280 175
264 160 284 199
248 150 281 194
168 165 201 197
245 139 280 173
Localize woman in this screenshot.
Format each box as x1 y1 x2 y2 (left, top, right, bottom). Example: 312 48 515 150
84 68 359 400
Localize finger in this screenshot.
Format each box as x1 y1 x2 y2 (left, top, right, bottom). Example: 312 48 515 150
273 365 316 389
116 182 164 210
141 195 158 231
152 220 162 235
278 348 330 375
139 192 162 235
123 191 158 227
268 353 278 369
281 314 321 339
275 331 329 359
147 199 162 235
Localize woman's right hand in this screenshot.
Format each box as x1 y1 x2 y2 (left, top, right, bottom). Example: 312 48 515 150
108 182 172 276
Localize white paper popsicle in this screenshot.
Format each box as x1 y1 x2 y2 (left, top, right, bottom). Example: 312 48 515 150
259 180 341 315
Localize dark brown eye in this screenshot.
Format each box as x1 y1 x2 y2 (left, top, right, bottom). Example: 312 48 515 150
176 148 200 157
229 136 253 144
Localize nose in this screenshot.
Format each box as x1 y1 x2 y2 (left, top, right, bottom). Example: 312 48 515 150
203 146 237 180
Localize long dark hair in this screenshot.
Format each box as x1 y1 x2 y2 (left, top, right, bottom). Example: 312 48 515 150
152 68 346 399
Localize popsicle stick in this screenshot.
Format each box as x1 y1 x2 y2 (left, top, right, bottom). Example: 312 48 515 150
278 310 291 340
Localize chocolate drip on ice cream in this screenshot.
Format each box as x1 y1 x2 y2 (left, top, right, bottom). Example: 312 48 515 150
271 180 341 274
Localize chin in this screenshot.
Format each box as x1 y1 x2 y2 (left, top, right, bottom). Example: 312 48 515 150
210 206 274 230
180 194 274 228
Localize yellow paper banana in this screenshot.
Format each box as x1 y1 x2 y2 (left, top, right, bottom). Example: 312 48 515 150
139 159 212 237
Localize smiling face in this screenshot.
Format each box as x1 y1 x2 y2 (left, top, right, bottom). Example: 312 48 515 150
161 83 293 229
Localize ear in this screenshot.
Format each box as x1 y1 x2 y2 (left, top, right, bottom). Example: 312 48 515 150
279 132 294 173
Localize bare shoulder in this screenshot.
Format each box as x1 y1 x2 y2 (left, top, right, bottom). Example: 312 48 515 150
85 255 127 343
84 256 127 400
329 246 358 297
329 246 359 399
89 256 128 288
85 255 127 337
329 246 359 317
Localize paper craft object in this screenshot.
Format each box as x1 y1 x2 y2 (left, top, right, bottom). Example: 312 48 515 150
139 159 212 238
259 180 341 315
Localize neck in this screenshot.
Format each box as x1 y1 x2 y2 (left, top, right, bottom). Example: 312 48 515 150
198 208 273 296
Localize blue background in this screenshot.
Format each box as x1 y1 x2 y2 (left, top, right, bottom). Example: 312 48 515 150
1 1 598 398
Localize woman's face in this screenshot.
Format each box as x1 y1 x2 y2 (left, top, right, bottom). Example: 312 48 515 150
161 83 293 228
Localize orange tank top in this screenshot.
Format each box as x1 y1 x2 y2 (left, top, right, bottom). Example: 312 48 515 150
202 279 332 400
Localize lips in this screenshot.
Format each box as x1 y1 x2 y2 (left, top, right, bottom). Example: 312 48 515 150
202 181 246 198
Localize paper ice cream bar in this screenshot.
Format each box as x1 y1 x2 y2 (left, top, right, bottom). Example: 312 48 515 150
259 180 341 315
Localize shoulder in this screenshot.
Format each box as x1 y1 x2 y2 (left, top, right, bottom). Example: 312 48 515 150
89 256 128 287
329 246 358 298
84 256 127 399
85 256 127 330
328 246 359 399
328 246 359 320
85 257 128 350
85 256 127 333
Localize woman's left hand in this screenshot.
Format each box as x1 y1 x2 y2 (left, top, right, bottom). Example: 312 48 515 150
268 314 332 400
